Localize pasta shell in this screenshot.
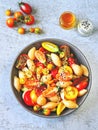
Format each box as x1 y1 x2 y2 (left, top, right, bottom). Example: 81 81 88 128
14 76 21 92
28 47 36 60
80 64 89 77
18 70 26 78
42 102 58 109
78 89 87 97
51 53 61 67
37 95 47 106
63 99 78 109
27 59 35 72
72 64 83 76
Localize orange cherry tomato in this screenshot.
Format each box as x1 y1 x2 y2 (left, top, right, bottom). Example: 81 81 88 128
64 86 78 100
43 108 51 116
18 27 25 34
14 11 24 21
6 18 16 28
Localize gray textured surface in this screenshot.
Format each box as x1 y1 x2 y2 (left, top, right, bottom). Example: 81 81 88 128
0 0 98 130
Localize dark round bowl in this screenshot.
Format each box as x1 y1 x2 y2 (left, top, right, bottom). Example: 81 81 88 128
11 38 92 118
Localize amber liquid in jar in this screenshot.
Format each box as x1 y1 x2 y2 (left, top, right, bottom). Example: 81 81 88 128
59 11 76 29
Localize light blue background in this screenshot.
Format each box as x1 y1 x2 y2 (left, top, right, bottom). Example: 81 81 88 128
0 0 98 130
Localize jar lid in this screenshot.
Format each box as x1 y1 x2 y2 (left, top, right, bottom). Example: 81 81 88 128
77 20 94 36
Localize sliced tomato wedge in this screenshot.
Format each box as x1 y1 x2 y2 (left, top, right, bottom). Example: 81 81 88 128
22 90 35 106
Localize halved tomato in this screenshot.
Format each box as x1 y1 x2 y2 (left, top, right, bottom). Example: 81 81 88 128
64 86 78 100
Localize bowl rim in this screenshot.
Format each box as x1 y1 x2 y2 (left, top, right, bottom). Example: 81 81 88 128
11 38 92 118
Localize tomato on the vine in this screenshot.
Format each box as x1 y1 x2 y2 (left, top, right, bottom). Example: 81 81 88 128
24 15 35 25
19 2 32 14
6 18 16 28
14 11 24 21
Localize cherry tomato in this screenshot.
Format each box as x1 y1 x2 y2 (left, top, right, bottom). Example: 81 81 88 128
18 27 25 34
43 108 51 116
35 50 46 63
19 2 32 14
14 11 24 21
51 67 58 78
16 54 29 69
29 27 35 33
25 15 35 25
39 47 48 54
6 18 16 28
64 86 78 100
22 90 35 106
33 105 41 112
76 80 88 91
5 9 12 16
68 57 76 66
36 62 45 68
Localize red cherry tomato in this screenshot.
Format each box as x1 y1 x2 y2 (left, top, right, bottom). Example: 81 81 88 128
51 67 58 78
19 2 32 14
24 15 35 25
39 47 48 54
68 57 76 66
76 80 88 91
16 54 29 69
36 62 45 68
22 90 35 106
6 18 16 28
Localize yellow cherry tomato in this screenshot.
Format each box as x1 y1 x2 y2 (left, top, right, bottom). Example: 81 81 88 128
33 105 41 112
19 78 26 84
34 28 41 34
47 63 54 70
64 86 78 100
18 27 25 34
42 68 49 75
5 9 12 16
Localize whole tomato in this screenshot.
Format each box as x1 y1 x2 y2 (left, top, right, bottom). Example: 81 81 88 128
5 9 12 16
6 18 16 28
14 11 24 21
19 2 32 14
18 27 25 34
24 15 35 25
